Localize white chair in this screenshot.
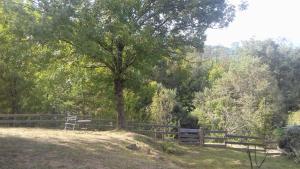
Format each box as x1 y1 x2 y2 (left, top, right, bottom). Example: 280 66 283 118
64 115 77 130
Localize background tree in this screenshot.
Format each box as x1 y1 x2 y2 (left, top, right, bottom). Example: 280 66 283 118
192 56 283 135
238 39 300 112
149 83 176 124
0 4 43 113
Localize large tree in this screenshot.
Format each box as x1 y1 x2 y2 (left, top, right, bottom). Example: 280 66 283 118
4 0 237 128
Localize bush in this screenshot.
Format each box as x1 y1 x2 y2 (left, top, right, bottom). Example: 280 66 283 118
278 126 300 163
160 142 184 155
134 135 184 155
272 128 285 140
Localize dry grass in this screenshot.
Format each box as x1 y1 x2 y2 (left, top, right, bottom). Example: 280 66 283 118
0 128 299 169
0 128 177 169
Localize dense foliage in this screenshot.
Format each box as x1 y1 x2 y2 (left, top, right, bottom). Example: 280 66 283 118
192 57 283 135
239 40 300 112
0 1 299 134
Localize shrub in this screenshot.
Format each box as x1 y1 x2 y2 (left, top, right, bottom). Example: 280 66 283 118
278 126 300 163
272 128 285 140
160 142 184 155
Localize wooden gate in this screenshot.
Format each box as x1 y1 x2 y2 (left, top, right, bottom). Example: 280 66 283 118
178 128 202 145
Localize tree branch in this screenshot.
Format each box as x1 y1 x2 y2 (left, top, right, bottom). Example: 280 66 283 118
136 0 157 23
152 16 171 33
60 38 114 71
123 56 136 71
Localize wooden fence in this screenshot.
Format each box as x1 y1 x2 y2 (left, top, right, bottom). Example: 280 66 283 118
126 122 178 141
0 114 179 140
203 129 227 148
0 114 279 152
0 114 117 129
203 129 278 154
178 128 201 144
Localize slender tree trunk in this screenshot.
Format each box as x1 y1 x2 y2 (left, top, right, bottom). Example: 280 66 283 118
114 78 126 129
10 77 19 114
114 41 126 129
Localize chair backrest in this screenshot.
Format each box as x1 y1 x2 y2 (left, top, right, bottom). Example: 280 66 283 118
66 115 77 122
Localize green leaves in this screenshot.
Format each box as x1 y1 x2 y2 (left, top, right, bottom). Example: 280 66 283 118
6 0 237 74
149 83 177 124
193 56 283 135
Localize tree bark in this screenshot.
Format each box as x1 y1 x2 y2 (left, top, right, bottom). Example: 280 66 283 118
114 41 126 129
114 78 126 129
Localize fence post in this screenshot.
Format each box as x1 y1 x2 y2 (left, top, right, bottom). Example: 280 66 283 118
225 130 228 148
177 121 181 144
199 127 204 146
38 114 41 128
28 115 31 127
154 127 157 141
13 115 16 127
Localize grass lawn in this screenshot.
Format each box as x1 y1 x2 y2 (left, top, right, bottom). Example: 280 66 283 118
0 128 298 169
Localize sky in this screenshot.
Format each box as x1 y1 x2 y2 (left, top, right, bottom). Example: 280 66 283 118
205 0 300 47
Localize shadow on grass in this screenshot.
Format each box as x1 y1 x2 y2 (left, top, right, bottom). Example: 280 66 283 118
0 135 108 169
0 133 176 169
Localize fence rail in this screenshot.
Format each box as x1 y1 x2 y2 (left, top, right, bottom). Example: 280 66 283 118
205 130 227 134
226 134 263 140
202 129 280 154
0 114 116 128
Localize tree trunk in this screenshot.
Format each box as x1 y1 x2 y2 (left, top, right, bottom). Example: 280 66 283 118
113 41 126 129
114 78 126 129
10 76 19 114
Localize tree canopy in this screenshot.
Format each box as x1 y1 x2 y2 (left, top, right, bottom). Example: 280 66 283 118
3 0 237 128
